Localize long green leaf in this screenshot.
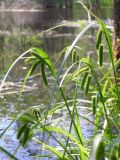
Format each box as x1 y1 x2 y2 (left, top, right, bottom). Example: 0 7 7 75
99 21 120 102
31 48 56 77
0 146 18 160
96 29 103 50
88 134 105 160
34 126 88 156
41 63 48 86
33 138 69 160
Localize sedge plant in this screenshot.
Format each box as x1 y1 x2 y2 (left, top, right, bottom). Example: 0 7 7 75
14 21 120 159
1 4 120 160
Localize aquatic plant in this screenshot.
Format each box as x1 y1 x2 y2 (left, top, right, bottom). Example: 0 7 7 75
14 21 120 159
1 2 120 160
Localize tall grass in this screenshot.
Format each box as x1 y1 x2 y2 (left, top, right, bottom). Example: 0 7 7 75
1 2 120 160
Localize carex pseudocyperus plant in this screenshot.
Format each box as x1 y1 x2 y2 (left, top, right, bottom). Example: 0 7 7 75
1 3 120 160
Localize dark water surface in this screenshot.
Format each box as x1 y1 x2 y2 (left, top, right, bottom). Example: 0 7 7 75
0 6 113 159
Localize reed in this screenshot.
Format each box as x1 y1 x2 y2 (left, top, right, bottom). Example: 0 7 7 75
1 2 120 160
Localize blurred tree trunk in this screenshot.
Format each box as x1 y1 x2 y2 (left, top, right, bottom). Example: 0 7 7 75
113 0 120 64
92 0 100 8
65 0 72 8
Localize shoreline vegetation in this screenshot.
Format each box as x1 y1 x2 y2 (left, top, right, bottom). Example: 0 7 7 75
1 1 119 160
0 1 43 10
0 0 72 11
0 0 112 11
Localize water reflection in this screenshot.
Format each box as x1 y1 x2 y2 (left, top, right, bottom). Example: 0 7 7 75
0 8 76 74
0 8 74 31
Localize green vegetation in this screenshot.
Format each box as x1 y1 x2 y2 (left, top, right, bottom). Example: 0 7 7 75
0 0 113 9
13 20 120 159
2 20 120 160
1 1 120 160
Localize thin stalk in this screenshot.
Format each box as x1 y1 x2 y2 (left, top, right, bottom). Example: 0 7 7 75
0 146 18 160
63 118 73 159
91 68 113 139
38 123 75 160
59 87 83 145
41 22 96 155
73 84 85 160
63 84 81 159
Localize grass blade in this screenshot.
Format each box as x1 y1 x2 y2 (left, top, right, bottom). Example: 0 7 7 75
96 29 102 50
33 138 69 160
88 135 105 160
0 146 18 160
41 63 48 86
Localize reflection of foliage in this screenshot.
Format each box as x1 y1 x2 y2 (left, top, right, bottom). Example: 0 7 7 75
77 0 113 6
0 29 43 71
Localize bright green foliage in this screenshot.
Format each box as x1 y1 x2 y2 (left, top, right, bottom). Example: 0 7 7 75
109 145 120 160
15 21 120 160
88 135 105 160
24 47 56 87
2 7 120 159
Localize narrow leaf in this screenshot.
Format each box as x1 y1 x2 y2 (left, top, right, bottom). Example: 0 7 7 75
34 126 88 156
18 113 36 123
17 124 27 139
32 48 56 77
0 146 18 160
29 60 40 76
41 63 48 86
109 145 120 160
22 127 30 147
88 135 105 160
33 138 69 160
96 29 102 49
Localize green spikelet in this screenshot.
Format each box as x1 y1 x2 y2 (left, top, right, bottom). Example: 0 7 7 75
98 44 103 67
33 109 38 120
96 29 102 49
22 126 30 147
17 124 27 140
92 96 97 115
30 61 40 76
81 71 89 90
72 50 76 63
77 55 80 65
85 75 91 95
33 109 41 120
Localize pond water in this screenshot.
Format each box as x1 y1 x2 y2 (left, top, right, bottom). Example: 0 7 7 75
0 6 113 160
